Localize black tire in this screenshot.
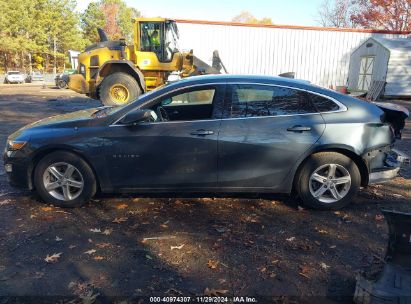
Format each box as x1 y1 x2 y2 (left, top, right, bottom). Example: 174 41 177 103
4 79 8 84
34 151 97 208
57 79 67 89
99 72 142 106
295 152 361 210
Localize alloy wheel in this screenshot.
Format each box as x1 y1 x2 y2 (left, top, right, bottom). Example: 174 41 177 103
42 162 84 201
309 163 351 204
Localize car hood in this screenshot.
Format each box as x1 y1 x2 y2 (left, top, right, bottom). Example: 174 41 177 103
9 108 102 141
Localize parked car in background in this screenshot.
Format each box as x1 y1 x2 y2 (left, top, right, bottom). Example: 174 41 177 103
4 71 25 84
3 75 409 210
26 71 44 83
55 69 76 89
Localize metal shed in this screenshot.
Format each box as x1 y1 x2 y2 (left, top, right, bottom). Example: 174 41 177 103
348 37 411 97
176 20 408 90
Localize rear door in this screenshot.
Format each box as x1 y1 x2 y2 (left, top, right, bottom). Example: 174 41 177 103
218 83 326 190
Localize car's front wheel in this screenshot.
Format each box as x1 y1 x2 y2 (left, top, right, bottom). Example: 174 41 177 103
34 151 97 208
296 152 361 210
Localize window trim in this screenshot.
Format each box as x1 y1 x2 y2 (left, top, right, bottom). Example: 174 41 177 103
111 82 347 126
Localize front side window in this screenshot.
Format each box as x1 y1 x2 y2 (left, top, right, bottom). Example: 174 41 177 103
163 89 215 106
148 87 221 122
227 84 316 118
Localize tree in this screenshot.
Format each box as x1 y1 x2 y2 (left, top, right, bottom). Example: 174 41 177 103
317 0 359 28
232 11 273 25
0 0 86 72
81 2 105 43
351 0 411 31
81 0 141 43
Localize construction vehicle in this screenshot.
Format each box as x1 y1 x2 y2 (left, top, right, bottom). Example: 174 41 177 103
68 18 226 106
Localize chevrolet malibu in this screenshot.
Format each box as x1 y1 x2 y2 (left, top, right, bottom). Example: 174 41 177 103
3 75 409 210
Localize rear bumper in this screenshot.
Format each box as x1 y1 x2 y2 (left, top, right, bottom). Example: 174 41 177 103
369 149 409 184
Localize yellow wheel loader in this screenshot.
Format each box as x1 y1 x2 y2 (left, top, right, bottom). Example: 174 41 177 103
67 18 227 106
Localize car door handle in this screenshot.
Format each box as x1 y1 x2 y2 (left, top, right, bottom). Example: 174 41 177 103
287 125 312 132
190 129 214 136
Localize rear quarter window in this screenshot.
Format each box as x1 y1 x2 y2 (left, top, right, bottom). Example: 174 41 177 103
309 93 340 112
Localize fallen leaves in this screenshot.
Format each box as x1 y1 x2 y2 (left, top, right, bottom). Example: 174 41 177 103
41 207 53 212
299 265 312 278
93 256 104 261
55 236 62 242
112 217 128 224
286 237 296 242
170 244 185 250
84 249 96 255
204 288 228 296
101 228 113 235
375 214 385 222
320 262 330 270
0 200 12 206
44 252 62 263
116 204 128 209
96 242 111 249
89 228 101 233
207 260 219 269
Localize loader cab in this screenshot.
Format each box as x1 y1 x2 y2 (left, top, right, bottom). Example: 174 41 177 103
137 18 180 63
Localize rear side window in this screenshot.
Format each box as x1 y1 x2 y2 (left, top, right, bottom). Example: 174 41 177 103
227 84 316 118
309 94 340 112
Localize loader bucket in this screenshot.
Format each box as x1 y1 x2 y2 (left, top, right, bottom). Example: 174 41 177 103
354 210 411 304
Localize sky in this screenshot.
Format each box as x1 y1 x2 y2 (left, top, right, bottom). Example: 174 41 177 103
76 0 324 26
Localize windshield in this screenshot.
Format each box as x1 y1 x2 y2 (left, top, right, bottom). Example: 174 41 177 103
164 21 180 61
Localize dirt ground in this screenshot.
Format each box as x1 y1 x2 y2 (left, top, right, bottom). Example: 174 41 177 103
0 84 410 303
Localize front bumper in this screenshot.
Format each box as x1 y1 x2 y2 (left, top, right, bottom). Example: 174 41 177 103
369 149 410 184
3 150 32 190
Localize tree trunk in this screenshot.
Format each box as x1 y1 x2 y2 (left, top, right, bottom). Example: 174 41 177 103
28 52 32 73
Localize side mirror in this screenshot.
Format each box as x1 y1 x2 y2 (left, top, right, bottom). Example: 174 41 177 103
119 109 153 125
161 98 173 106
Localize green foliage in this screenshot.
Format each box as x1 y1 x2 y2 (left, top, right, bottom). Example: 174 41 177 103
0 0 140 71
81 0 141 44
0 0 87 71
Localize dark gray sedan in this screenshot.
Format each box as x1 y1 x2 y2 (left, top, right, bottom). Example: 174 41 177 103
3 75 409 209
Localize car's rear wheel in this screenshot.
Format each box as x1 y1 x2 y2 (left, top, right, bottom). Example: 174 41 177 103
34 151 96 208
296 152 361 210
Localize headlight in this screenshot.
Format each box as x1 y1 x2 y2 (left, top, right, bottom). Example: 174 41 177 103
7 140 27 151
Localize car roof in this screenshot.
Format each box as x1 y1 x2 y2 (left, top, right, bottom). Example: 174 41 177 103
166 74 334 96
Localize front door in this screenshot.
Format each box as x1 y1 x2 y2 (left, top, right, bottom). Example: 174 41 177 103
358 56 375 91
218 84 326 190
105 85 225 190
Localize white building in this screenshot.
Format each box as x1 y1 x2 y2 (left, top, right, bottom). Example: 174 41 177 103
176 20 408 93
348 37 411 97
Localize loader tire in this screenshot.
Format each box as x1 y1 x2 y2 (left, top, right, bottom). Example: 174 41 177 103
99 72 142 107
